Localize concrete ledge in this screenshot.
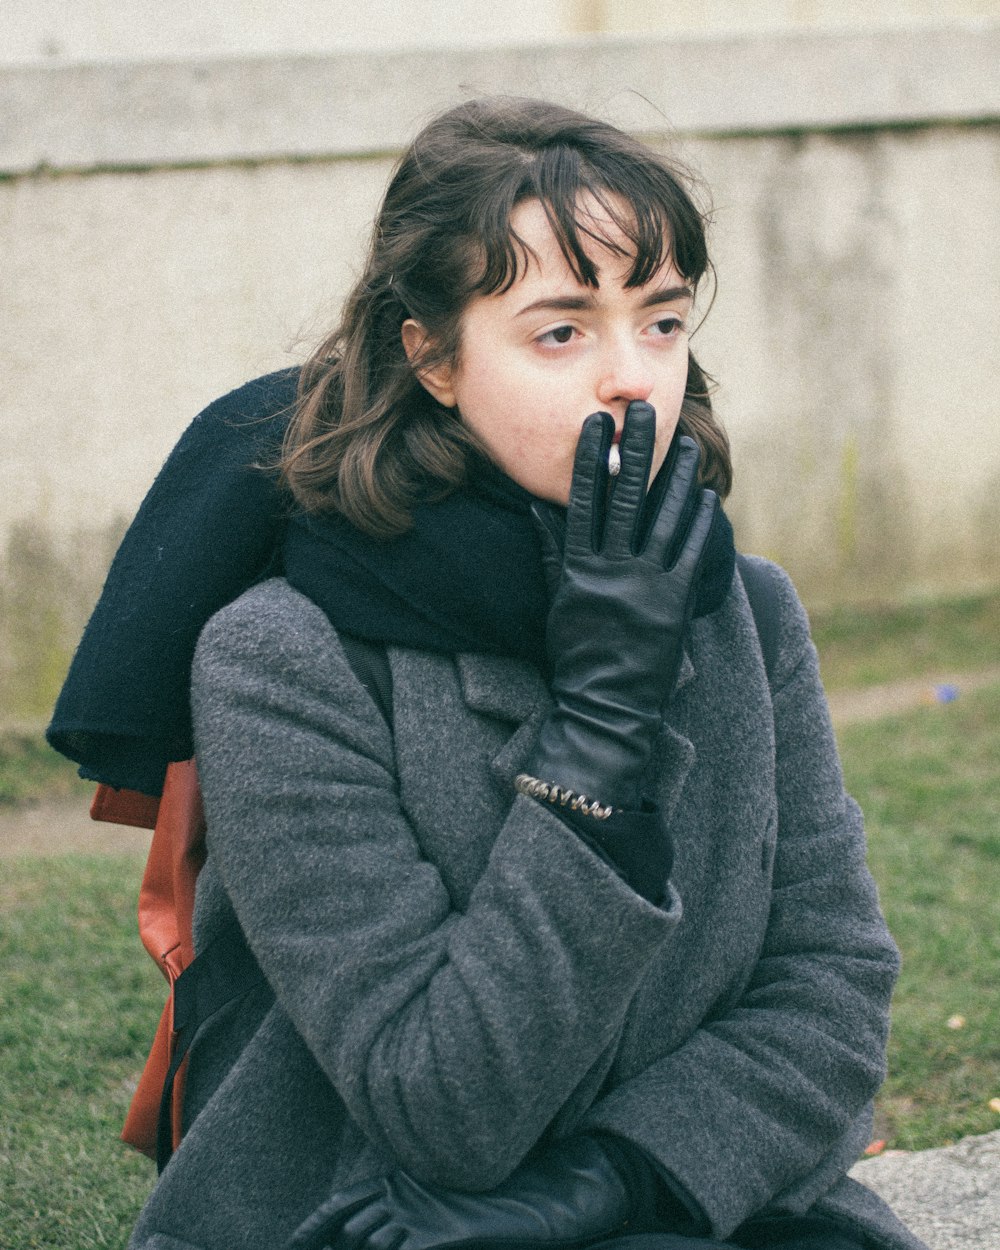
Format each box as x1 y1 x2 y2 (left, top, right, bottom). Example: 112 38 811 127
851 1130 1000 1250
2 22 998 175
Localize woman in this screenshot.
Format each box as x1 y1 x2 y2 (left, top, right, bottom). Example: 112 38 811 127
52 97 926 1250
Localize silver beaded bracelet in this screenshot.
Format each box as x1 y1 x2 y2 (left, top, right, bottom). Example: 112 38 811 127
514 773 615 821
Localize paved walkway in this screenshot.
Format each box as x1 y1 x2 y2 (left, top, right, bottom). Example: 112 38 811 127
851 1130 1000 1250
0 794 151 856
826 666 1000 729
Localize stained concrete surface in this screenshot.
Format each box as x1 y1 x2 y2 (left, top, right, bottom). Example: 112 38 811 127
851 1130 1000 1250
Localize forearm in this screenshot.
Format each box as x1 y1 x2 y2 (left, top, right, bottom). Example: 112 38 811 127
316 798 677 1189
580 651 899 1237
192 586 681 1191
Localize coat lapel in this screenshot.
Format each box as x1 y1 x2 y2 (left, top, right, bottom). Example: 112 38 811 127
455 652 547 723
455 652 551 790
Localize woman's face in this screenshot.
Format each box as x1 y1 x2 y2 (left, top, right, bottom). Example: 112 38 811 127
403 196 694 505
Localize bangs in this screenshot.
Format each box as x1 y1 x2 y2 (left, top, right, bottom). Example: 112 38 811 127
471 142 709 296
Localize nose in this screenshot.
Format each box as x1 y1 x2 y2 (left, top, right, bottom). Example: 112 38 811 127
594 343 654 412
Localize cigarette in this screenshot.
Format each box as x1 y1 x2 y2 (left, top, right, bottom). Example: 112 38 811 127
608 443 621 477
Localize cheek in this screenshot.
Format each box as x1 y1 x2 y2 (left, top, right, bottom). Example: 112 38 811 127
658 360 689 435
496 412 586 504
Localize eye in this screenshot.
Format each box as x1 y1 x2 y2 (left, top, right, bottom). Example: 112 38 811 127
537 324 576 347
650 316 685 338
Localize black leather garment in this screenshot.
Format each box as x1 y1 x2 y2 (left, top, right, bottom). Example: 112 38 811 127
285 1134 645 1250
529 405 718 811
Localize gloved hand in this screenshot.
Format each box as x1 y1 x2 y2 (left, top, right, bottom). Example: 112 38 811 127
284 1134 636 1250
528 403 718 812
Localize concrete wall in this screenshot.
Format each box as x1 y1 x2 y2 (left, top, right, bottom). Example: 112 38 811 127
2 23 998 724
589 0 1000 37
0 0 578 63
4 0 994 64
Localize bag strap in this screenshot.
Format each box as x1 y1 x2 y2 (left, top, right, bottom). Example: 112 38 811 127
155 636 392 1172
340 632 393 724
157 925 264 1171
736 554 781 690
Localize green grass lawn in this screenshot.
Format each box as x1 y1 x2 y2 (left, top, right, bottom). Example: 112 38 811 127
0 732 94 808
810 586 1000 692
0 856 162 1250
837 680 1000 1151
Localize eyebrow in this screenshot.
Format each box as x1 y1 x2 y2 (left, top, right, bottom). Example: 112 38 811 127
515 285 694 318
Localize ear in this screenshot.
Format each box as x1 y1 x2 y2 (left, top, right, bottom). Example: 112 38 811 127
401 319 457 409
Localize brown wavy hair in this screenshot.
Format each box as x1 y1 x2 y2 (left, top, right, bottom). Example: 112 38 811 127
281 96 731 537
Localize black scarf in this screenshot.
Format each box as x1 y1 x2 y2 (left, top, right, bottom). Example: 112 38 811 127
284 452 736 672
48 370 734 796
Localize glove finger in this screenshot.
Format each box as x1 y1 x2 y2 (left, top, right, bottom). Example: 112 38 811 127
635 426 695 555
670 489 719 581
529 501 566 597
285 1184 384 1250
365 1221 407 1250
338 1200 398 1244
643 436 702 566
564 411 613 557
601 401 656 557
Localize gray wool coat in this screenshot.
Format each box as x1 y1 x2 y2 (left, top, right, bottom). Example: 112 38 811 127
129 560 927 1250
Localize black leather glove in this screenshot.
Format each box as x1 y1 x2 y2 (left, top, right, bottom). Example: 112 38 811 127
529 403 718 811
284 1134 639 1250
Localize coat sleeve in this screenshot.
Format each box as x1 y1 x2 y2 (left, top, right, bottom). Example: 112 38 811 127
580 562 901 1240
189 579 681 1193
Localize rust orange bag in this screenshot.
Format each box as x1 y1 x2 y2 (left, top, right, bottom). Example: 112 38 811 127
91 758 206 1161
